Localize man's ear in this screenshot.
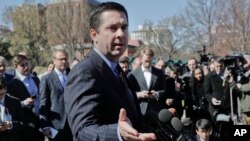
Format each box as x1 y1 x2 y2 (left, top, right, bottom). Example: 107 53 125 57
90 29 97 39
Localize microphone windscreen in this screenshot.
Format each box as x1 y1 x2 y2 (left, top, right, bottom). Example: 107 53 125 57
144 111 159 126
171 117 184 132
158 109 173 123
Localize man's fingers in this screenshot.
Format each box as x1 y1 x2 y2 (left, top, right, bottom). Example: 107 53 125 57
119 108 127 122
138 133 157 141
119 108 139 137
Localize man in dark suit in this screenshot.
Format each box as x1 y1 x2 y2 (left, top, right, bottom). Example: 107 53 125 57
0 78 26 141
204 56 238 141
39 49 72 141
64 2 156 141
6 54 44 141
128 48 173 116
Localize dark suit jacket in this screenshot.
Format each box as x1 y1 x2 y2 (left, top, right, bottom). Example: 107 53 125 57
4 73 14 84
204 71 224 102
0 94 25 141
204 70 238 115
39 71 67 130
64 50 142 141
127 66 168 115
7 75 40 129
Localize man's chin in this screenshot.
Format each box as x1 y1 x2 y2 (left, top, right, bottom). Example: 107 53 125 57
111 50 124 56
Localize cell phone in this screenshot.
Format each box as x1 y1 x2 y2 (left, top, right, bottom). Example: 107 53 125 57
0 122 6 126
31 95 37 99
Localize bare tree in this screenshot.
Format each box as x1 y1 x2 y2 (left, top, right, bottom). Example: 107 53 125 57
185 0 223 49
3 0 48 65
156 15 194 60
46 0 91 60
216 0 250 53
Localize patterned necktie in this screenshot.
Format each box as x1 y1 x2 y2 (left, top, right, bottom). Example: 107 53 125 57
59 73 66 88
115 65 137 115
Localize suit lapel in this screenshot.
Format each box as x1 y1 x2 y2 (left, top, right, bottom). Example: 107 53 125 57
137 68 148 90
52 71 64 91
90 50 137 115
13 76 31 98
149 67 157 90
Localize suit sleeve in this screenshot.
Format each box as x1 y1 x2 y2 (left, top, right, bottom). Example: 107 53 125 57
39 76 52 128
64 65 119 141
7 97 26 134
204 74 213 103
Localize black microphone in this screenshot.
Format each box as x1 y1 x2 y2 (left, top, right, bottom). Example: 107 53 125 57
144 110 174 141
158 109 173 123
158 109 186 141
171 117 196 141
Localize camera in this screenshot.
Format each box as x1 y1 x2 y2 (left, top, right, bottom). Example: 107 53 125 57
223 53 245 83
198 45 214 66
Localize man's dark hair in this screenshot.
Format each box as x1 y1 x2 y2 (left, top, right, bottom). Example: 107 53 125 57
89 1 128 32
119 56 129 64
0 78 7 89
195 119 212 131
12 54 28 67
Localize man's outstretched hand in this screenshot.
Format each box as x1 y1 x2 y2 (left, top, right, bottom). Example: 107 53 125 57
118 108 156 141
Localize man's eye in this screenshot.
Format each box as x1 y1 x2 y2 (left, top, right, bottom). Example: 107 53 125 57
122 25 128 31
109 26 117 31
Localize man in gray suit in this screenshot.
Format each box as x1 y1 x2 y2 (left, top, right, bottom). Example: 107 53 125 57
39 49 72 141
64 2 156 141
128 48 173 116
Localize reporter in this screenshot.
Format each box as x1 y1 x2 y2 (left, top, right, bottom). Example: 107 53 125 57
236 54 250 125
64 2 156 141
0 78 26 141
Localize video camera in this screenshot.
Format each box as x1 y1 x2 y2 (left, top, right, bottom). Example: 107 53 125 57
223 53 245 83
198 45 213 66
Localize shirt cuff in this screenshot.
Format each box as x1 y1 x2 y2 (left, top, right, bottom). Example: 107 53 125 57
117 125 124 141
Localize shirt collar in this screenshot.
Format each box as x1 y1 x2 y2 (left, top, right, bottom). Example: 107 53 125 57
141 65 152 72
16 70 31 81
54 68 66 75
0 96 5 105
94 48 118 71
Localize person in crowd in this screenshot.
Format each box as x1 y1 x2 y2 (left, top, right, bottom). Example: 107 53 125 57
183 58 197 78
70 57 80 69
5 51 31 77
195 119 215 141
6 54 44 141
131 55 142 70
128 47 173 115
236 54 250 125
154 57 166 72
169 64 185 118
204 56 238 141
39 49 72 141
38 61 55 80
119 56 131 75
0 56 14 83
0 78 26 141
64 2 156 141
182 58 198 118
189 67 211 122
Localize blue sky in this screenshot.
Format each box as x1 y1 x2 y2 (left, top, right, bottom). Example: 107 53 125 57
0 0 187 31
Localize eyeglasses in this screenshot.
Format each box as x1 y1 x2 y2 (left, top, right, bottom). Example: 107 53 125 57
55 58 68 61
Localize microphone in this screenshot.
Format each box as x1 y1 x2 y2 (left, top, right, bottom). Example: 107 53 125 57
144 110 174 141
171 117 196 141
158 109 185 140
158 109 173 123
